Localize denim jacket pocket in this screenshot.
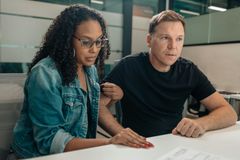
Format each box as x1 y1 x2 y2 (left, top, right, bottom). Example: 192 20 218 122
62 95 85 126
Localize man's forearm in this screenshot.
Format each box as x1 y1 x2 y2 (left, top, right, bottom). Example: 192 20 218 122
197 105 237 131
99 105 124 136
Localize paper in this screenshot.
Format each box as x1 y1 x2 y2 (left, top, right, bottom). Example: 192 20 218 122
157 147 230 160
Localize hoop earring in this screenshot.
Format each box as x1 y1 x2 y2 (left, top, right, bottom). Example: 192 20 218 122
73 49 76 57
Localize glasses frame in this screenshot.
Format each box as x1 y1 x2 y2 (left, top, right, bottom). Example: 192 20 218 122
73 35 108 49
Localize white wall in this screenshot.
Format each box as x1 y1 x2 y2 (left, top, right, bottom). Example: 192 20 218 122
182 43 240 92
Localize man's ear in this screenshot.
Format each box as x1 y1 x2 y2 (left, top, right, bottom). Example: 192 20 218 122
146 33 152 48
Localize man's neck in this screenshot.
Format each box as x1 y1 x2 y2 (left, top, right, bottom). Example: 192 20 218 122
148 53 171 72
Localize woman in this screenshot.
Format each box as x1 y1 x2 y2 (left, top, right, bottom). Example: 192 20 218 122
10 5 151 159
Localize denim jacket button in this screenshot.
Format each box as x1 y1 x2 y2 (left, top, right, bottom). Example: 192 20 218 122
66 102 74 107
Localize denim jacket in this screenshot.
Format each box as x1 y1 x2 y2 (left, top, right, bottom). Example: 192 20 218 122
12 57 100 158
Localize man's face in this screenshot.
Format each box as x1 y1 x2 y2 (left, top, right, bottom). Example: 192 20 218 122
147 21 184 72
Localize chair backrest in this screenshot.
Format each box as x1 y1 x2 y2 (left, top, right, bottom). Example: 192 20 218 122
0 102 22 160
0 74 25 160
186 96 209 118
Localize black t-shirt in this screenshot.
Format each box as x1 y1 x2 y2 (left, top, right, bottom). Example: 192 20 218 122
104 52 215 137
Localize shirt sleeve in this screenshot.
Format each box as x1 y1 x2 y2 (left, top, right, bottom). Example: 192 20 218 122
27 65 74 155
103 59 125 88
191 65 216 101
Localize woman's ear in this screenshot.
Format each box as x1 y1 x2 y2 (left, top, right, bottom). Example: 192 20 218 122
146 33 152 48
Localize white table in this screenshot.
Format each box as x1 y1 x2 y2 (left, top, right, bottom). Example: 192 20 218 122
27 122 240 160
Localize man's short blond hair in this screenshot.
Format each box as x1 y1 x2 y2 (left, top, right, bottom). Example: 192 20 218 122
148 10 185 34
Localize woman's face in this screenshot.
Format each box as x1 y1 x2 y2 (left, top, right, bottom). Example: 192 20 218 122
73 20 103 67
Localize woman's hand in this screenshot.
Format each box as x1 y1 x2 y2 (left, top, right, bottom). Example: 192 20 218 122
101 82 123 101
108 128 154 148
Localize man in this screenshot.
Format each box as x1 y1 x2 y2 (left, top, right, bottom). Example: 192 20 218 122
99 10 237 139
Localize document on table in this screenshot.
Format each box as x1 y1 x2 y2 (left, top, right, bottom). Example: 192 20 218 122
157 146 231 160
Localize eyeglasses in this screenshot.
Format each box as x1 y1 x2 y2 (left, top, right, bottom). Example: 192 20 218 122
73 35 108 48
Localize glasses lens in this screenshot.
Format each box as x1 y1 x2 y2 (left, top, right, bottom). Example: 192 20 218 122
81 39 92 48
78 37 108 48
95 39 103 48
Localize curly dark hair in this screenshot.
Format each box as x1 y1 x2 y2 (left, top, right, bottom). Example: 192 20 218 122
29 5 110 85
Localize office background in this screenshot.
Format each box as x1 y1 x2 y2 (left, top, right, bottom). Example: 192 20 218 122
0 1 240 159
1 0 240 92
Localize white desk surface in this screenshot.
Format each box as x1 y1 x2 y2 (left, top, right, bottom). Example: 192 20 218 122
27 122 240 160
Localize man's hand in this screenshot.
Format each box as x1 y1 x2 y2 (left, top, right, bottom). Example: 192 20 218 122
101 82 123 101
109 128 154 148
172 118 206 138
